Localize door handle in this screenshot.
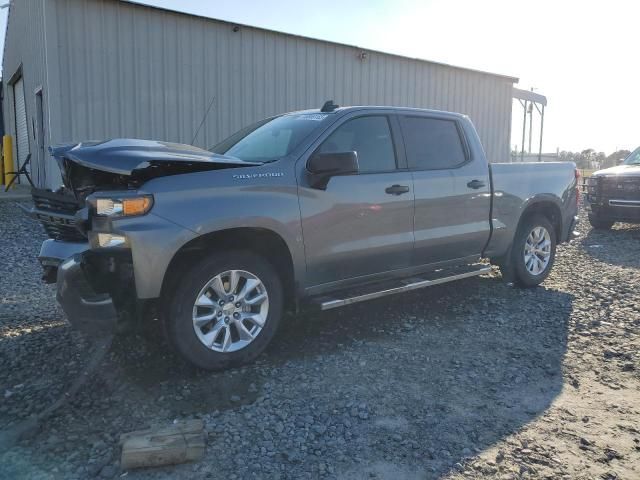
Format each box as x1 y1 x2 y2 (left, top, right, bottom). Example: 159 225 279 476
385 184 410 195
467 179 486 189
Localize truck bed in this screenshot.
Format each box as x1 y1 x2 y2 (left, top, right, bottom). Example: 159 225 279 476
486 161 578 257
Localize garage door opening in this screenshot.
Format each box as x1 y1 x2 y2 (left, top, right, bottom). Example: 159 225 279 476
12 75 30 184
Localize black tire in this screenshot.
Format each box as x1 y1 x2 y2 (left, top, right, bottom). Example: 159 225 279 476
164 250 283 370
588 214 614 230
508 214 557 288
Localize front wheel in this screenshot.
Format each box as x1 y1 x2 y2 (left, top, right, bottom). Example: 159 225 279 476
508 214 557 288
164 251 283 370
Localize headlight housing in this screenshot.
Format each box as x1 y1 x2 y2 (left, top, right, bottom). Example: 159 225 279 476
95 233 127 248
91 194 153 217
586 176 599 198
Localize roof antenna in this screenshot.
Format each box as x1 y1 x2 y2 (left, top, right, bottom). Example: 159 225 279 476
321 100 339 113
191 95 216 146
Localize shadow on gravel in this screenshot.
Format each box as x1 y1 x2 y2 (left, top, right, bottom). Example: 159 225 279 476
2 270 573 479
581 223 640 268
89 275 572 478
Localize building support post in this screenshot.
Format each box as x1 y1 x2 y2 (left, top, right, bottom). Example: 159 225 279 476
528 103 533 153
538 105 545 162
520 100 527 162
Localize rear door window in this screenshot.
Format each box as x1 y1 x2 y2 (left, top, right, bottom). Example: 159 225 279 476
400 116 467 170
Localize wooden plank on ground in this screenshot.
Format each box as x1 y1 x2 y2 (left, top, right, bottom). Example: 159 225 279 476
120 419 206 470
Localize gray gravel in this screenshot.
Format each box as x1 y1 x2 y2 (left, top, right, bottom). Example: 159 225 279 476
0 201 638 480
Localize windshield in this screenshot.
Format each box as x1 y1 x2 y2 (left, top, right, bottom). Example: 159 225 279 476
623 147 640 165
210 113 330 162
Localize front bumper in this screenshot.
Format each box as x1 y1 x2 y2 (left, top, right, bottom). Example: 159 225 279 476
40 239 132 336
39 238 88 265
584 175 640 222
585 199 640 223
56 255 118 336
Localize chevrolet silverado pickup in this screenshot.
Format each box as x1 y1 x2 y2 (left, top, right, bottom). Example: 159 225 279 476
26 103 579 370
585 147 640 229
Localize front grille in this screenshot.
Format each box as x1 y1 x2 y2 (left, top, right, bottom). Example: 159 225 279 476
31 189 86 242
601 177 640 201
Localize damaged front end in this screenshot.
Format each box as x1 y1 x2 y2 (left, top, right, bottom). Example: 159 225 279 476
25 139 257 336
55 251 132 336
31 196 141 336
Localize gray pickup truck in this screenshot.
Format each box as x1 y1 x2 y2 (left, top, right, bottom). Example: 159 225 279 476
585 146 640 229
27 103 579 369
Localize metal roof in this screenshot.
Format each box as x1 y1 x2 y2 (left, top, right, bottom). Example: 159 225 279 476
121 0 519 83
513 87 547 106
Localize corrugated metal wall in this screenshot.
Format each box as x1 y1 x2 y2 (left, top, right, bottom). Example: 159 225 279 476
3 0 516 189
2 0 50 186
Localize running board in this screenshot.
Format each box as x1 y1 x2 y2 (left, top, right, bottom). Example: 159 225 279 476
316 264 492 311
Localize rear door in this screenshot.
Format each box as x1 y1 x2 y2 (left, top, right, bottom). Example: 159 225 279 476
399 114 491 265
298 113 415 288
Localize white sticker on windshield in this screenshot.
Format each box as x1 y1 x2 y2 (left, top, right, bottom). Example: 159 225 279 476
296 114 328 121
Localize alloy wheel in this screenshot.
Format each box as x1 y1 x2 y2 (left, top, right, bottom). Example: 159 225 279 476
523 226 551 276
192 269 269 352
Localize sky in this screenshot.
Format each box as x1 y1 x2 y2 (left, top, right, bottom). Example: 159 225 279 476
0 0 637 154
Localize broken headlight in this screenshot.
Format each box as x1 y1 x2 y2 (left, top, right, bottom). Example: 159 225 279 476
90 194 154 218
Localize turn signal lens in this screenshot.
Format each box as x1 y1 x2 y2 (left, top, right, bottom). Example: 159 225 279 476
123 197 152 216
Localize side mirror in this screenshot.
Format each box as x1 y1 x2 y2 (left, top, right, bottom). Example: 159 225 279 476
307 151 359 189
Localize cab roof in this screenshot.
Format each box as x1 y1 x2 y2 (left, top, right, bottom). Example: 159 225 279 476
287 104 468 120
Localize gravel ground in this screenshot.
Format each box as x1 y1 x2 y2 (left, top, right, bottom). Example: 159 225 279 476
0 200 638 480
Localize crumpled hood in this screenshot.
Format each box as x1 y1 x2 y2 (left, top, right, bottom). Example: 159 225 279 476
592 164 640 177
50 138 260 176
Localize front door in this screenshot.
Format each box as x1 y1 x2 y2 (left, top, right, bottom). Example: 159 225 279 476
399 114 491 265
298 114 415 288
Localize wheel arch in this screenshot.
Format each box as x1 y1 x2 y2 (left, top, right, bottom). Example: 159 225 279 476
161 227 297 312
488 196 563 268
519 197 563 240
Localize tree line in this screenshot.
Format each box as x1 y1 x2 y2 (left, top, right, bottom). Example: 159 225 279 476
558 149 630 170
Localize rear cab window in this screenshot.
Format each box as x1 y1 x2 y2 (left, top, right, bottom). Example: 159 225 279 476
400 116 468 170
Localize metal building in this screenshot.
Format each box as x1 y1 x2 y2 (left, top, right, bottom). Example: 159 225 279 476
3 0 519 190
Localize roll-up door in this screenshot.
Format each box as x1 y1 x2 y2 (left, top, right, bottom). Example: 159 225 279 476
13 77 30 177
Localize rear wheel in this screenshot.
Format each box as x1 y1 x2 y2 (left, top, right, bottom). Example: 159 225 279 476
164 251 283 370
508 214 557 288
588 214 614 230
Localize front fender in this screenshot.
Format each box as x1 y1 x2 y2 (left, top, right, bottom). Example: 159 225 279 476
110 212 198 299
136 165 306 297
